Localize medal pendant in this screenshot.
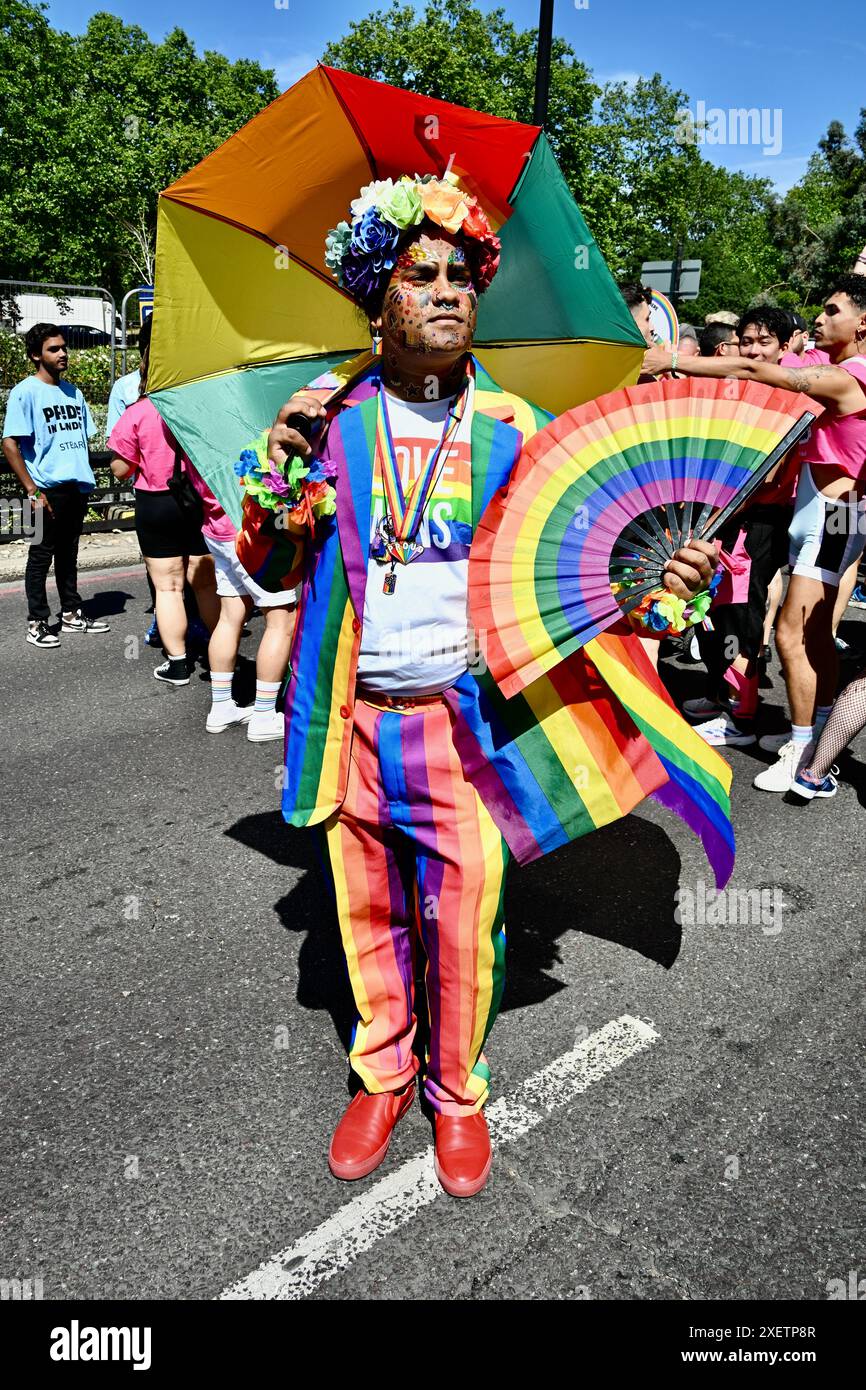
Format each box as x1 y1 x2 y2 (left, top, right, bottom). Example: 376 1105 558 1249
383 569 397 595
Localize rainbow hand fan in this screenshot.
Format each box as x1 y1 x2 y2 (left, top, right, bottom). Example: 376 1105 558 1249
470 377 820 699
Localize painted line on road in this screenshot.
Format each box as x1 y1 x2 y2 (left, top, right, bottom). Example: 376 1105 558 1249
219 1013 659 1301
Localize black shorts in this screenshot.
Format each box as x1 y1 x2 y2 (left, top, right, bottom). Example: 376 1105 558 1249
135 488 207 559
698 503 793 683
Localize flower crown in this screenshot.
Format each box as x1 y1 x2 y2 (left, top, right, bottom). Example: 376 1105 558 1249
324 173 501 308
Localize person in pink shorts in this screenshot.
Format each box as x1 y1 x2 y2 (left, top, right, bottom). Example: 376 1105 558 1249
644 272 866 793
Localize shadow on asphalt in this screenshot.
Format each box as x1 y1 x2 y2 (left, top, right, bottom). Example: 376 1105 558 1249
505 816 683 1007
81 587 138 620
225 803 684 1067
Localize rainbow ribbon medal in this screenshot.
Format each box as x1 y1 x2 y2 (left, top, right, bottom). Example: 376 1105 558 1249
373 375 471 594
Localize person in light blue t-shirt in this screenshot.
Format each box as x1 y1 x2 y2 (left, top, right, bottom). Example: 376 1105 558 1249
106 368 141 434
106 317 151 433
1 323 108 646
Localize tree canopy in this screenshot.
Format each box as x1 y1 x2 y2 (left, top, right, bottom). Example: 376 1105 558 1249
0 0 278 298
324 0 863 320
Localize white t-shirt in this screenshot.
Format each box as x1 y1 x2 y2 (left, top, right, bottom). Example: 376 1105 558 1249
357 384 475 695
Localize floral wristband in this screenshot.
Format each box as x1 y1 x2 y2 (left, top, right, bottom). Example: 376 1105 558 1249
233 429 337 530
613 569 722 638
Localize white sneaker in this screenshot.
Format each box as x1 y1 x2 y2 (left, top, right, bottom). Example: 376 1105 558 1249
758 730 791 754
752 739 812 792
26 620 60 648
683 696 727 722
246 709 284 742
206 700 254 734
694 714 756 747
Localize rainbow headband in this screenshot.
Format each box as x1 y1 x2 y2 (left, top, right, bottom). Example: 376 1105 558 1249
324 173 501 307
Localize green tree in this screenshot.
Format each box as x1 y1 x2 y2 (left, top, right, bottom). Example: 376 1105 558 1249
776 113 866 305
0 0 278 298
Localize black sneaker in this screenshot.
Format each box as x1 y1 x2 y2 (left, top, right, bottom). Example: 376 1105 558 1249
26 620 60 648
153 657 190 686
61 609 110 634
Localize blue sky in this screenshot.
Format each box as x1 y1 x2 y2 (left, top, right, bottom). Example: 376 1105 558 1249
49 0 863 192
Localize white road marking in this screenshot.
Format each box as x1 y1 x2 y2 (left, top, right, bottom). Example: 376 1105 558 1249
219 1014 659 1301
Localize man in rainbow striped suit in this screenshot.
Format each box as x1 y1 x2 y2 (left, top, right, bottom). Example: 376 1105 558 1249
237 175 730 1198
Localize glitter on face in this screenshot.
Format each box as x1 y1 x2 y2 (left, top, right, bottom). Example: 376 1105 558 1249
381 234 478 356
396 243 435 270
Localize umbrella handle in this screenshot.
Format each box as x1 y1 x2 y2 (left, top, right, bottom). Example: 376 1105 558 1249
283 411 322 444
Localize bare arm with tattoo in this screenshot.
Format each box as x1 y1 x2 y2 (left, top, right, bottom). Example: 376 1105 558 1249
640 349 865 414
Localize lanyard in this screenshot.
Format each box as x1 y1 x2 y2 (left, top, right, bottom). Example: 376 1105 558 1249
375 373 471 561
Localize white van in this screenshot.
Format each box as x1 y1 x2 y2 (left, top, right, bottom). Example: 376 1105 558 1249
1 291 120 346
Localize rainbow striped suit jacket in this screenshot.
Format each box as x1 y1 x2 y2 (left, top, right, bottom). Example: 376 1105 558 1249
238 355 734 887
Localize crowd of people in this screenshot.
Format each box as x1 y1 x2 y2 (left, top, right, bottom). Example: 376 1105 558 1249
619 255 866 803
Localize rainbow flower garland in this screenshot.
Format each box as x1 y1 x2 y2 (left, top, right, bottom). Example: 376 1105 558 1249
234 429 336 531
324 173 501 305
613 568 722 638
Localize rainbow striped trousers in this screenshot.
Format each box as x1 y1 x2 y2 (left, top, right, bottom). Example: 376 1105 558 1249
323 695 509 1116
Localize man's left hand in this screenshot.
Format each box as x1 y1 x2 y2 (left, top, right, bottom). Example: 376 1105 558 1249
663 538 717 599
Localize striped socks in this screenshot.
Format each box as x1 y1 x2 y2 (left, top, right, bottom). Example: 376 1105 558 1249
254 679 281 714
210 670 234 707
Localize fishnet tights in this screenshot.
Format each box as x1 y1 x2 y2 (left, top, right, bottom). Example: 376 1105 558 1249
809 669 866 779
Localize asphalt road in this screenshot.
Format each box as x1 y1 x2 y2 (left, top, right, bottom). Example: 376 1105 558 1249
1 565 864 1302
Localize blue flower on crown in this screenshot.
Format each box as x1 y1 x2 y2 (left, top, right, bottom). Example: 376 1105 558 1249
350 206 401 267
340 206 402 298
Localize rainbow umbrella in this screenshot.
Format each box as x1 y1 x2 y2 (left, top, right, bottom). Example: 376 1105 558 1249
147 65 645 523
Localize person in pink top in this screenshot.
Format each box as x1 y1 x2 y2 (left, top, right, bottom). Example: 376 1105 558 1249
643 272 866 793
183 462 299 742
778 312 830 368
108 340 219 686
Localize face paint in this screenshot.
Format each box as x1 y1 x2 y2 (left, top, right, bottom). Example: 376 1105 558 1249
396 243 434 270
381 234 478 361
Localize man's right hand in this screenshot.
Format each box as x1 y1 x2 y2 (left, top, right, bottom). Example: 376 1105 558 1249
268 394 327 467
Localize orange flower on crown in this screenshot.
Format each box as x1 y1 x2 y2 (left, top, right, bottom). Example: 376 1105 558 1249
420 179 471 233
